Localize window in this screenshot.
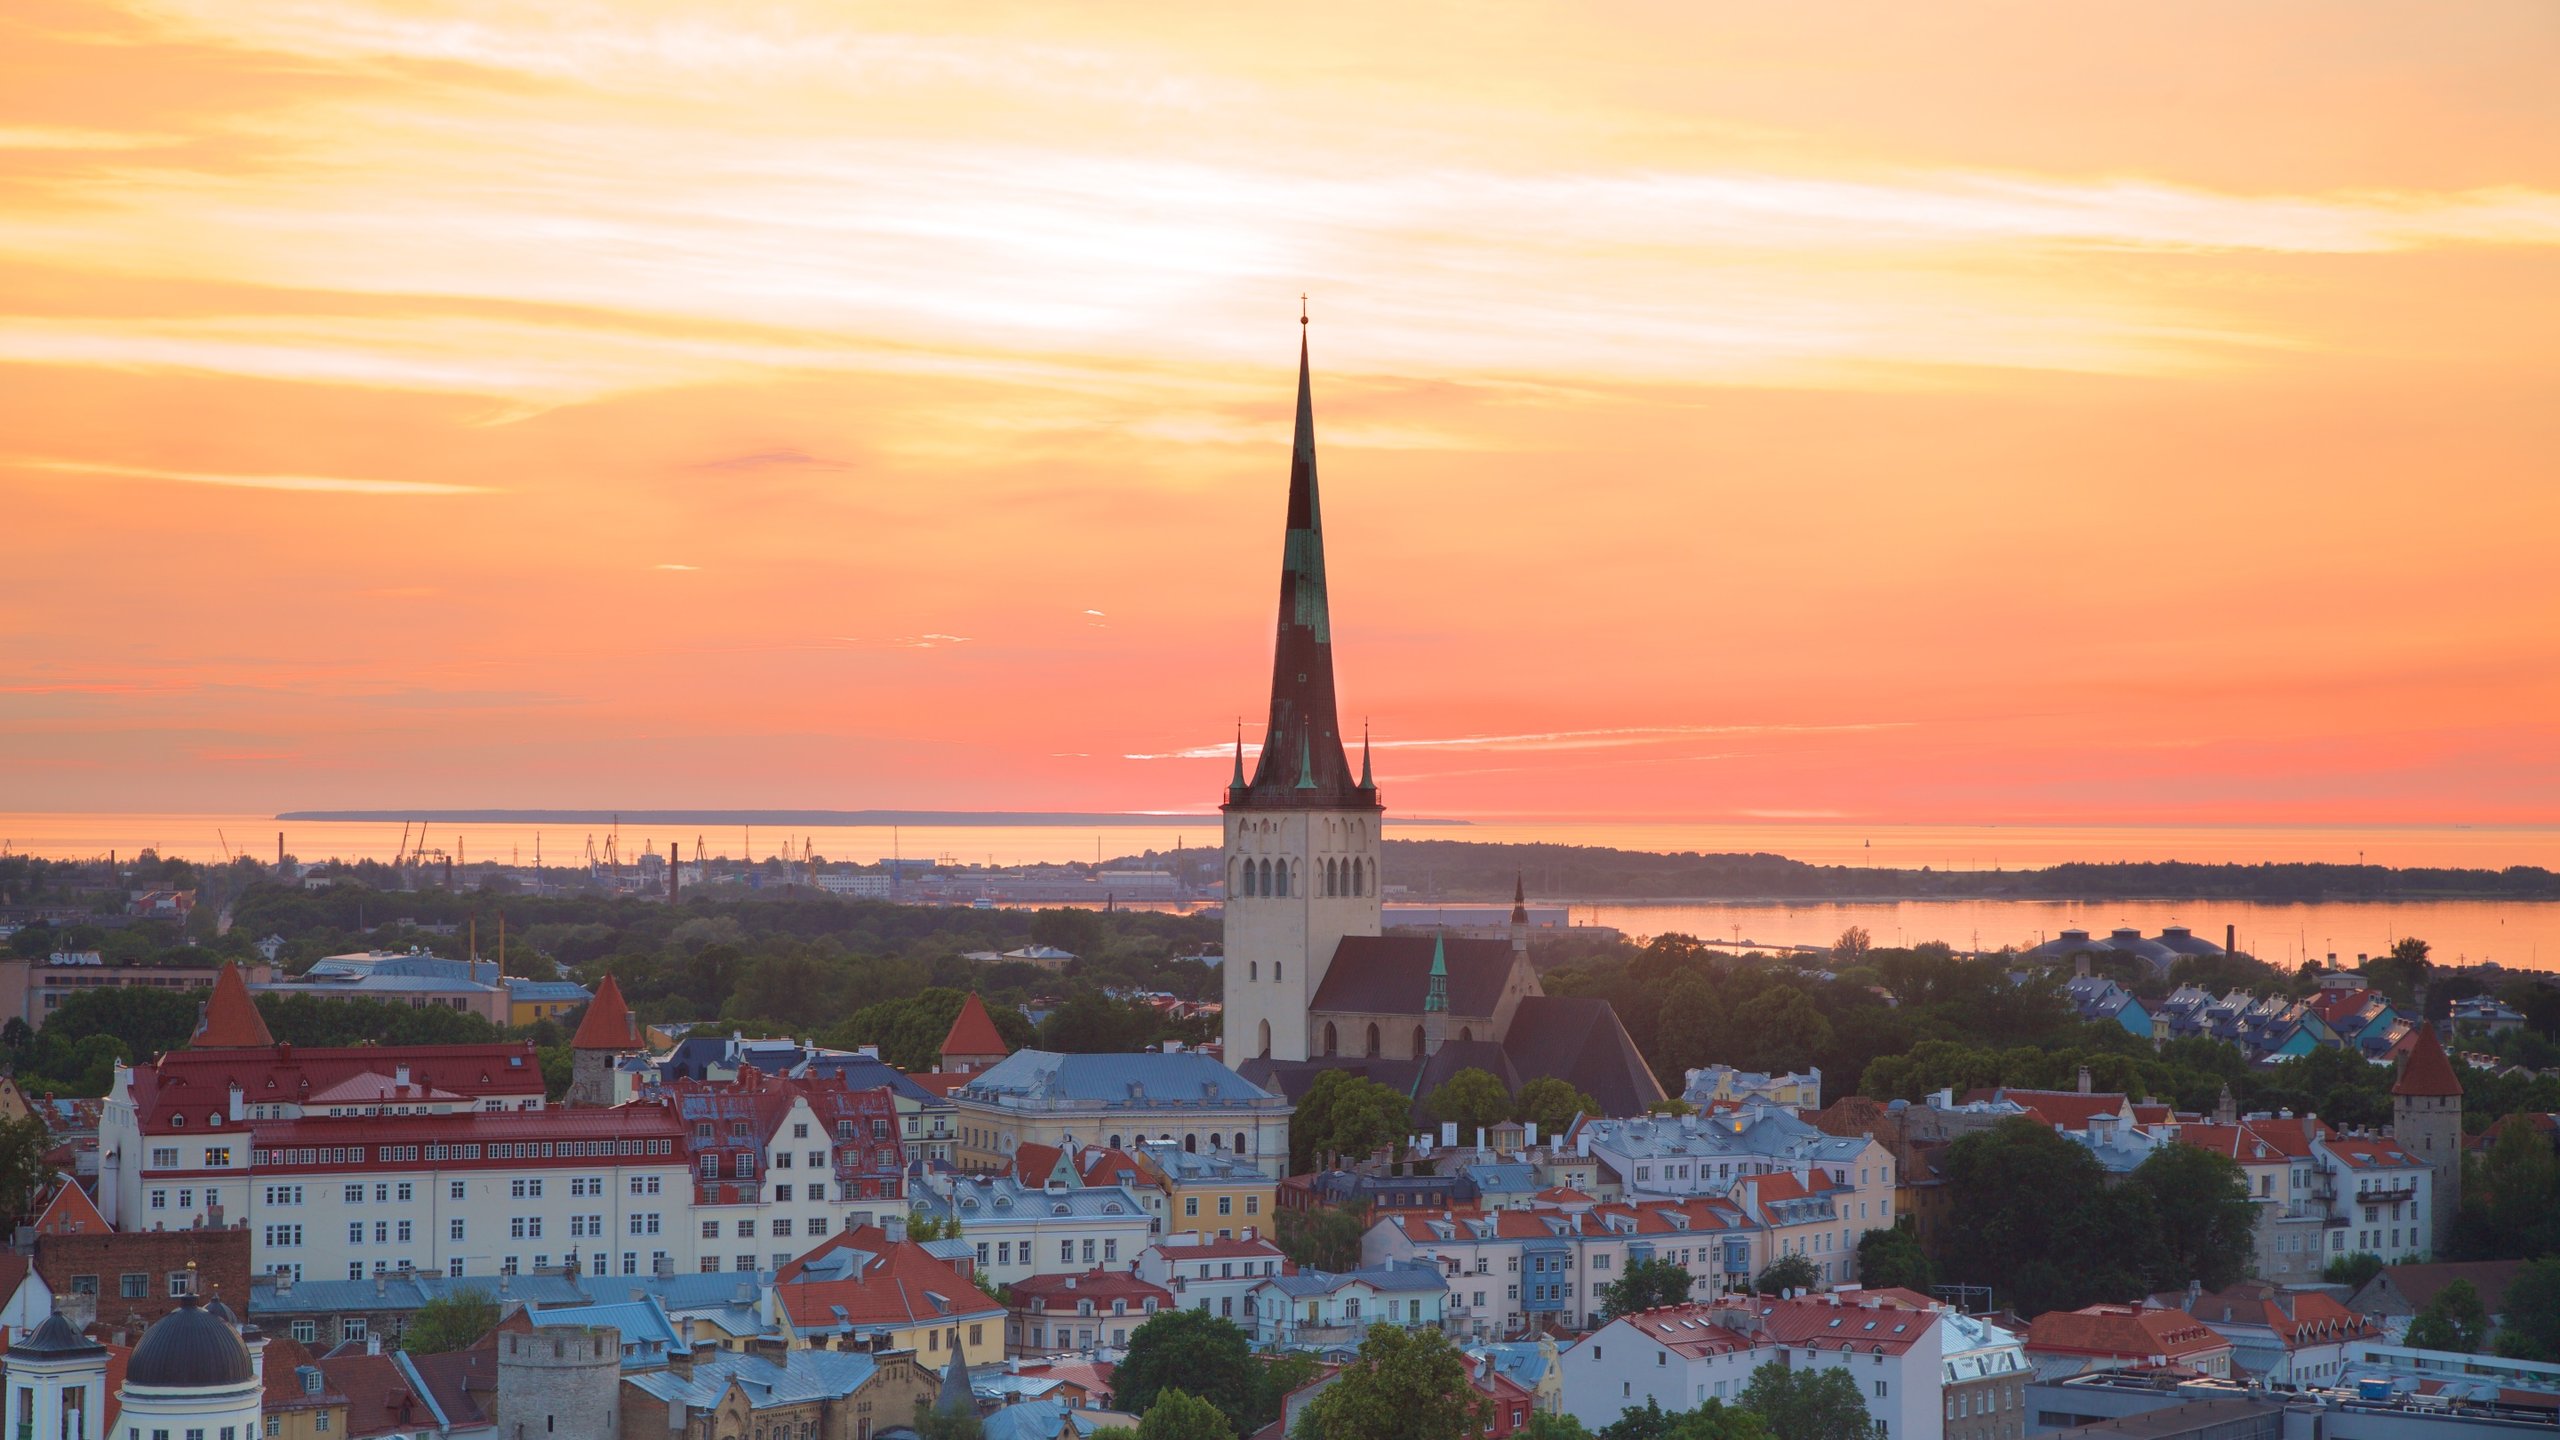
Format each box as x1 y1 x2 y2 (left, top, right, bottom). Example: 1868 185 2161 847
451 1218 466 1241
151 1147 178 1168
121 1273 148 1299
451 1180 467 1200
703 1220 722 1239
290 1320 316 1343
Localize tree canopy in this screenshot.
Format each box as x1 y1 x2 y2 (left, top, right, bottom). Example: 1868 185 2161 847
1115 1311 1262 1435
1739 1362 1871 1440
1135 1388 1237 1440
1599 1256 1696 1320
1292 1324 1487 1440
1290 1070 1409 1173
399 1288 498 1353
1421 1067 1513 1139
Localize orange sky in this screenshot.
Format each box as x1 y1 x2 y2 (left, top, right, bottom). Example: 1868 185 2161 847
5 0 2558 824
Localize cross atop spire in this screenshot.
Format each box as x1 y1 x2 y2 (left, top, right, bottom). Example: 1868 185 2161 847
1230 319 1375 811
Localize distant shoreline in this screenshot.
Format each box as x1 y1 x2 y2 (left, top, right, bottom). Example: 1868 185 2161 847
271 808 1476 827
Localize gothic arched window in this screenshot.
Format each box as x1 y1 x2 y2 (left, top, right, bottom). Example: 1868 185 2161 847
1323 1022 1338 1056
1275 861 1289 898
1365 1024 1380 1057
1235 1131 1248 1154
1257 1020 1271 1058
1413 1025 1426 1058
1459 1026 1473 1043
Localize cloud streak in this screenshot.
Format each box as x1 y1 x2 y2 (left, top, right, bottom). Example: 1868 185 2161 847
12 459 493 496
1125 723 1909 761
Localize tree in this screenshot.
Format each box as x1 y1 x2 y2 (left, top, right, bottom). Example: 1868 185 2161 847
2493 1257 2560 1363
1939 1116 2151 1315
1755 1255 1818 1296
1422 1068 1512 1140
1293 1324 1487 1440
911 1400 984 1440
1832 927 1873 963
1599 1255 1696 1320
1137 1387 1237 1440
1525 1414 1596 1440
1591 1400 1769 1440
1516 1077 1599 1136
2325 1252 2385 1290
1116 1311 1261 1433
2470 1119 2560 1259
1250 1352 1322 1434
1276 1202 1368 1273
1738 1362 1871 1440
2126 1142 2256 1292
1289 1070 1409 1173
1730 987 1833 1076
907 1210 963 1242
399 1288 498 1353
2406 1279 2488 1353
1854 1220 1935 1294
0 1116 55 1223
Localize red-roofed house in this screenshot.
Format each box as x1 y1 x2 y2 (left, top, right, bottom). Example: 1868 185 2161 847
1007 1269 1170 1355
769 1225 1005 1368
2180 1282 2380 1386
661 1069 907 1268
1563 1296 1967 1437
2027 1303 2234 1379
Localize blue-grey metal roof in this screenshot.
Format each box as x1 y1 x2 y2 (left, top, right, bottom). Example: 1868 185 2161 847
247 1271 590 1317
958 1050 1277 1110
506 978 593 1002
918 1176 1154 1225
623 1350 881 1412
1259 1262 1448 1298
526 1297 690 1368
981 1400 1072 1440
1459 1161 1537 1193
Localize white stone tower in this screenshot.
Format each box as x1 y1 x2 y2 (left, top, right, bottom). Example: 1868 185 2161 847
4 1311 110 1440
1221 318 1383 1064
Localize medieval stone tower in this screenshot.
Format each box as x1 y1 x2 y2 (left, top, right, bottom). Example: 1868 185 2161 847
1221 319 1384 1064
2392 1024 2464 1257
498 1323 622 1439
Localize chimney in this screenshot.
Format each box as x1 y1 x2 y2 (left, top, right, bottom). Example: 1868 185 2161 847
228 1083 245 1122
394 1062 411 1088
669 842 681 902
2077 1066 2092 1095
2074 954 2091 980
2226 924 2236 956
374 1271 387 1298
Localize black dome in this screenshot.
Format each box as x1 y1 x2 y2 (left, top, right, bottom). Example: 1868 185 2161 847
127 1296 253 1388
8 1311 105 1359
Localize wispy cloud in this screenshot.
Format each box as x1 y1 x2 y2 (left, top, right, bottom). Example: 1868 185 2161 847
1124 723 1908 761
654 563 699 571
12 458 492 496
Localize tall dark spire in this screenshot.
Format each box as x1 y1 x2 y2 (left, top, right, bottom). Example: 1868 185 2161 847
1233 318 1375 810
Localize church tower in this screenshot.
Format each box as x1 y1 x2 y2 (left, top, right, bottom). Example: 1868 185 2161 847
1222 319 1383 1063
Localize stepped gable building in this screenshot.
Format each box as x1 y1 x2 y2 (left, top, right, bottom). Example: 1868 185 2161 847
1222 325 1662 1118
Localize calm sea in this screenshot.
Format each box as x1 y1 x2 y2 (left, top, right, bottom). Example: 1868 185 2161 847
6 812 2555 971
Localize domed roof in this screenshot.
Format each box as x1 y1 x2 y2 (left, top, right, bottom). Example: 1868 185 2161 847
7 1311 105 1359
127 1295 254 1389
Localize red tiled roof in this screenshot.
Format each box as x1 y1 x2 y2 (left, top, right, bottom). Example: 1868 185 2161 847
32 1176 112 1235
771 1226 1005 1332
2393 1026 2462 1097
2028 1304 2230 1361
193 963 274 1048
2188 1287 2379 1348
1749 1296 1941 1354
1010 1269 1172 1310
1077 1147 1147 1189
1601 1304 1775 1360
571 974 640 1051
245 1105 686 1173
128 1043 545 1134
941 993 1011 1060
321 1353 434 1438
1963 1088 2134 1132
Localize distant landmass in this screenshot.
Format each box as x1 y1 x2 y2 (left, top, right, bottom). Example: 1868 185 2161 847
273 808 1474 827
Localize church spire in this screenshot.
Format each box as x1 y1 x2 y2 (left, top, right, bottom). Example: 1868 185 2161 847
1424 932 1448 1013
1232 316 1373 811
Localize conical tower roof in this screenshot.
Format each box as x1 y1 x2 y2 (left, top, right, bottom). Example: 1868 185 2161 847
936 1341 975 1413
2393 1024 2462 1097
571 973 640 1051
192 962 274 1049
940 994 1010 1062
1233 322 1375 812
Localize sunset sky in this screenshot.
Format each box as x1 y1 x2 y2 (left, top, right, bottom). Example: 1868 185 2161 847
5 1 2558 824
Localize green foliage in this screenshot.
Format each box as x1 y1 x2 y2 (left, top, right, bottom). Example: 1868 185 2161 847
1251 1352 1322 1433
826 988 1035 1072
2325 1252 2385 1289
906 1210 963 1242
1115 1310 1262 1434
258 994 501 1048
2492 1258 2560 1363
1290 1070 1409 1173
1422 1067 1513 1138
1738 1361 1871 1440
1854 1219 1935 1294
1136 1387 1237 1440
2127 1142 2257 1292
1755 1255 1818 1296
0 1115 57 1223
1294 1324 1488 1440
911 1399 985 1440
1592 1398 1771 1440
1524 1414 1596 1440
2406 1280 2488 1354
399 1288 498 1353
1276 1202 1367 1274
1935 1117 2255 1312
2453 1120 2560 1260
1600 1255 1696 1320
1516 1077 1599 1134
1730 987 1833 1075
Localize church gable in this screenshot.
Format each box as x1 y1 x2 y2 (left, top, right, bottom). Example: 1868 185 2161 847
1310 936 1519 1020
